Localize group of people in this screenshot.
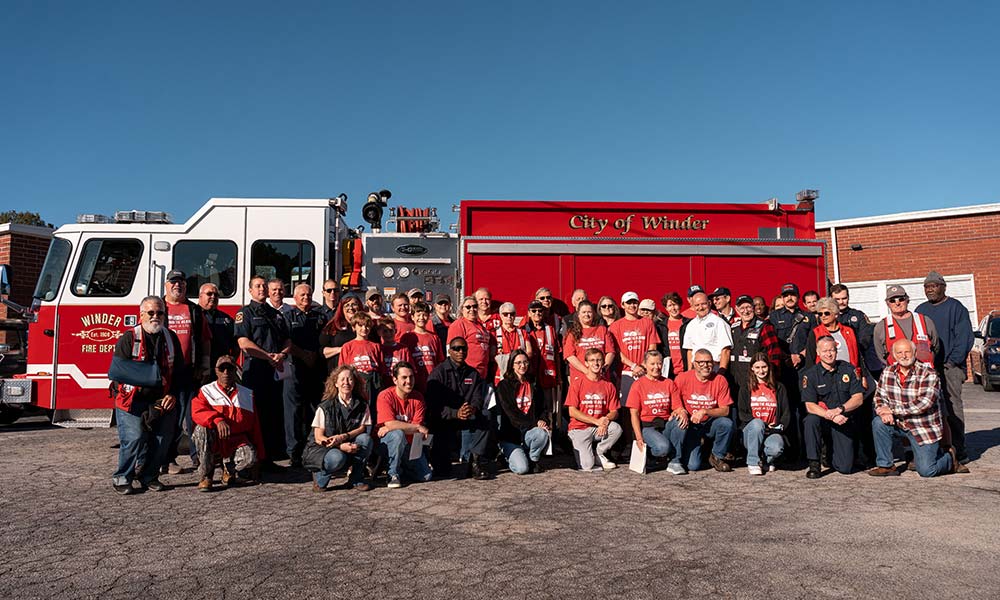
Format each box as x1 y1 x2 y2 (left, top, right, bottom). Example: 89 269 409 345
108 268 975 495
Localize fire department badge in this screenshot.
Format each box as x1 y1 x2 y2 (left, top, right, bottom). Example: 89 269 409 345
235 311 244 324
842 374 850 383
801 375 808 389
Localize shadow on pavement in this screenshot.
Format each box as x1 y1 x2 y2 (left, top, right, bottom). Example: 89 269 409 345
966 427 1000 462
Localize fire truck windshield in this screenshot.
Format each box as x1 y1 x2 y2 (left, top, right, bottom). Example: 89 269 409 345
33 238 72 302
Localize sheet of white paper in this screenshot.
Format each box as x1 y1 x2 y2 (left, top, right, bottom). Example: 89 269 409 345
629 441 647 474
409 432 425 460
546 434 553 456
661 357 671 378
485 385 497 410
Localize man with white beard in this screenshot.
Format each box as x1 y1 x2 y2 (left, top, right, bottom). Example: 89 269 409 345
109 296 184 495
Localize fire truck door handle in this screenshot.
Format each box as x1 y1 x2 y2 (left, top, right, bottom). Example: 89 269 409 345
44 329 54 337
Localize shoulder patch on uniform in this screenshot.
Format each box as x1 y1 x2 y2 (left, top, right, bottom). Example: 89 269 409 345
235 311 244 324
842 374 850 383
801 375 808 388
850 316 858 322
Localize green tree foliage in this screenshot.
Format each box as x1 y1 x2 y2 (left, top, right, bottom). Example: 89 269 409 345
0 211 53 228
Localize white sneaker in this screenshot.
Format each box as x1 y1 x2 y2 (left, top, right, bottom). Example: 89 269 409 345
768 464 776 472
747 465 763 476
598 454 616 470
667 462 686 475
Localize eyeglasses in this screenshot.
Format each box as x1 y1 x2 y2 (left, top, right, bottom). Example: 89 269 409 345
501 312 515 317
462 305 476 310
888 297 908 303
599 304 614 309
818 311 834 316
693 360 713 366
324 288 336 293
449 346 468 353
217 364 236 372
529 308 543 313
537 295 552 301
145 310 165 317
202 292 218 296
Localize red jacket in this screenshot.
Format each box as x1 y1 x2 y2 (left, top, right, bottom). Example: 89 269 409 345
191 381 266 460
808 323 861 378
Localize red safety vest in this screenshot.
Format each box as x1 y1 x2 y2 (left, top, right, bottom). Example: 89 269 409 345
884 313 933 365
114 326 176 411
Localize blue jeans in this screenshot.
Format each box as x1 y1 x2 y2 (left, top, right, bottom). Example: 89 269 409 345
315 433 374 488
500 427 550 475
674 417 734 471
872 416 952 477
742 419 785 466
641 425 673 458
167 385 197 464
113 404 176 486
380 429 432 482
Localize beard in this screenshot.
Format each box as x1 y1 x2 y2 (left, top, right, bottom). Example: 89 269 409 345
142 321 163 335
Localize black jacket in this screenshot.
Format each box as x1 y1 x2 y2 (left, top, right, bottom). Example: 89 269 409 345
302 393 369 470
426 358 484 424
495 377 547 445
737 382 791 431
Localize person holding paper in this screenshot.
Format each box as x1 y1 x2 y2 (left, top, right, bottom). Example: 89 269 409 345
376 362 432 489
627 350 682 470
495 350 550 475
672 348 735 473
426 337 495 480
303 365 374 492
565 348 622 471
738 352 790 476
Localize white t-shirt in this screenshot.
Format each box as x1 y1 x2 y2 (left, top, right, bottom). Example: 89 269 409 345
310 399 372 430
681 312 734 361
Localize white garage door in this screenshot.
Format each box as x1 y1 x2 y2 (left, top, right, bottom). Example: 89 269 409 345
842 273 978 328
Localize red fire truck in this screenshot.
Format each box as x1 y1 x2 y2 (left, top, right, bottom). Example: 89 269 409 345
0 193 824 426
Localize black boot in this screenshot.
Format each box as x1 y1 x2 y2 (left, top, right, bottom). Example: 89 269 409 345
471 455 494 480
529 460 544 474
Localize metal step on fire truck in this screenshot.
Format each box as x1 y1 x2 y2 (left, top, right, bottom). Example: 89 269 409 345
0 190 827 426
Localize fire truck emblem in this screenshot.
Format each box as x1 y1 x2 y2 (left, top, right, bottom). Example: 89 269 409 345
396 244 428 256
72 326 123 343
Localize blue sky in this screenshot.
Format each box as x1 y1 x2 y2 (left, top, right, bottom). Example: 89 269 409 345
3 1 998 230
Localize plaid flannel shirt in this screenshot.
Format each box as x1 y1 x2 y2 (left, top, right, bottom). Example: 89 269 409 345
758 321 783 369
874 361 944 446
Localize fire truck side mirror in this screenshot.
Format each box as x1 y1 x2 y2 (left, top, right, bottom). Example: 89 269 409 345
0 264 10 297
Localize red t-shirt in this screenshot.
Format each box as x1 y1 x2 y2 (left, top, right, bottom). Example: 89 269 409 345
516 381 533 415
748 384 778 426
626 376 680 423
393 317 416 342
609 317 659 373
376 387 426 442
447 318 492 379
166 301 194 364
675 370 732 413
526 325 559 389
480 312 502 334
565 377 620 431
401 330 445 389
563 325 614 381
339 339 383 375
666 318 685 375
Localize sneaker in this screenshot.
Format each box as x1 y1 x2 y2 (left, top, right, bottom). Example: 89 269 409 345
768 464 777 473
806 461 822 479
666 462 687 475
144 478 169 492
197 477 213 492
220 468 233 487
747 465 763 476
387 474 403 489
867 466 900 477
112 482 134 495
167 461 184 475
598 454 616 471
352 481 371 492
709 454 732 472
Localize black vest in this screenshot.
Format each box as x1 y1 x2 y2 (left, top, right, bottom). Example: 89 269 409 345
302 394 369 470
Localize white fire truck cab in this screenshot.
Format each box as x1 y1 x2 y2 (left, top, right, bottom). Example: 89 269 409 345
13 197 351 426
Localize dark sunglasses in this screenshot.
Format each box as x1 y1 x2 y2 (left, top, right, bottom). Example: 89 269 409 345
462 305 476 310
203 291 218 296
818 311 834 316
537 295 552 301
324 288 336 293
888 296 908 303
501 312 515 317
528 308 543 313
217 364 237 372
145 310 165 317
449 346 468 353
599 304 614 309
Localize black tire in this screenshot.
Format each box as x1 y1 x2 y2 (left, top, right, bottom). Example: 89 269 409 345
0 407 20 425
985 376 996 392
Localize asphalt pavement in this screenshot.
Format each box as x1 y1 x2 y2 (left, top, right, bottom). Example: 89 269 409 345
2 384 999 600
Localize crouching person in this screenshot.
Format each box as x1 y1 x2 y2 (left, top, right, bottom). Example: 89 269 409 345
495 350 550 474
566 348 623 471
672 348 735 473
377 362 433 488
191 356 265 491
868 339 961 478
110 296 183 495
303 365 374 491
738 353 790 476
628 350 682 468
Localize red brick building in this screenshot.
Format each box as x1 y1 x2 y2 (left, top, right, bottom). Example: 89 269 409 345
816 203 1000 325
0 223 54 320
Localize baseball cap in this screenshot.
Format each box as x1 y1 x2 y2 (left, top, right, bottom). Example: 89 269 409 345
215 355 236 369
735 294 753 306
365 288 382 301
638 298 656 311
687 285 704 297
924 271 946 285
710 287 731 298
166 269 186 282
436 293 452 305
527 300 544 311
885 285 908 300
407 287 424 298
781 283 800 296
621 291 639 304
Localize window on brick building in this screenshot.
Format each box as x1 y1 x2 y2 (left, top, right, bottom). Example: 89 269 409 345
71 238 143 297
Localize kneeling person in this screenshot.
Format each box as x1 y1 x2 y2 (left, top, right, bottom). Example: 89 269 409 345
738 353 791 475
303 365 374 491
566 348 623 471
627 350 682 467
495 349 551 475
801 336 863 478
191 356 266 491
377 362 432 488
672 348 735 472
869 339 961 477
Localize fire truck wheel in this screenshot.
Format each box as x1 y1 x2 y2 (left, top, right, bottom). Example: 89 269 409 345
0 407 20 425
